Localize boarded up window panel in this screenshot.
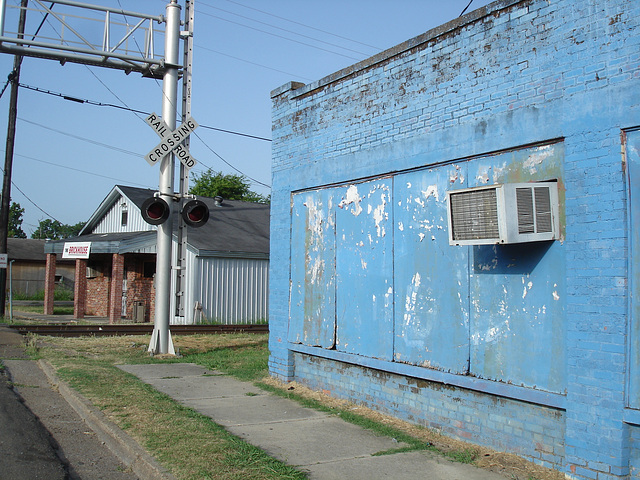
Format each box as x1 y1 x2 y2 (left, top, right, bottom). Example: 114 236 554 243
289 191 336 348
335 179 394 360
467 144 566 394
626 129 640 409
393 168 470 373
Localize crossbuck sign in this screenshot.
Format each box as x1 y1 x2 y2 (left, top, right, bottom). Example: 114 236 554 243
145 113 198 168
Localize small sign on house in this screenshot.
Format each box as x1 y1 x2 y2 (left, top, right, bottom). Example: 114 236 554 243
62 242 91 259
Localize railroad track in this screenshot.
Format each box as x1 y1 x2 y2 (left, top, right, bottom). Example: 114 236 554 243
9 324 268 337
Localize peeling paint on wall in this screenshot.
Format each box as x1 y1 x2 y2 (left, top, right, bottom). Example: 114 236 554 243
339 184 363 216
290 142 565 389
523 145 554 174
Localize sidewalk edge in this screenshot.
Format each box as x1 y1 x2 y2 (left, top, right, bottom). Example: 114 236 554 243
37 359 178 480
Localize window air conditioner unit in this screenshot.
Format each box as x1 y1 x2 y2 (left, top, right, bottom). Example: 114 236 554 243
447 182 559 246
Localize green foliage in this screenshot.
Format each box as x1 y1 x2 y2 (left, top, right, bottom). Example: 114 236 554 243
8 201 26 238
189 169 269 204
12 286 74 301
445 448 478 464
31 219 86 240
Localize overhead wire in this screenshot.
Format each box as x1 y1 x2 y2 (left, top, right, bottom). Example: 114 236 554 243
17 117 144 158
214 0 382 51
6 0 376 202
197 12 361 61
14 85 270 188
105 1 273 189
2 149 153 188
195 45 313 82
198 4 373 57
0 164 61 222
459 0 475 17
192 131 270 189
17 82 272 141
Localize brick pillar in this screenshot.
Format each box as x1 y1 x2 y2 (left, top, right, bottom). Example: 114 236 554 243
74 259 87 319
43 253 56 315
109 253 124 324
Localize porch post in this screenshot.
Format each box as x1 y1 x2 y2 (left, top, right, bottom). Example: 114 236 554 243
109 253 124 324
73 259 86 319
43 253 56 315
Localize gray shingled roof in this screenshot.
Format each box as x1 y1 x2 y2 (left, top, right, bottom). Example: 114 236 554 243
187 197 270 254
7 238 46 261
45 186 270 257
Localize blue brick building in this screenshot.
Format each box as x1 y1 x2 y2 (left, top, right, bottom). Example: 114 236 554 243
269 0 640 477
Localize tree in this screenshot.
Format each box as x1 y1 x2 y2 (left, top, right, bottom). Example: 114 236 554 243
31 219 85 240
189 169 269 203
8 201 26 238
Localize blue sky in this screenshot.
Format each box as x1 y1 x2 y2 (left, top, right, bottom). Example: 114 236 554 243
0 0 492 236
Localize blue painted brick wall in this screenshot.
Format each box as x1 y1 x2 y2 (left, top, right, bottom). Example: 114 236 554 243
270 0 640 477
294 353 566 469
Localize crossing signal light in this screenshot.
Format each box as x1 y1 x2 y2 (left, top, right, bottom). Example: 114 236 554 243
181 199 209 228
141 197 170 225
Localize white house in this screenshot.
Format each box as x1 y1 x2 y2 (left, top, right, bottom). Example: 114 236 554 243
43 185 270 325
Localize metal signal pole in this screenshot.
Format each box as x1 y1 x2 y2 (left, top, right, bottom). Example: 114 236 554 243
148 0 181 354
175 0 194 321
0 0 26 317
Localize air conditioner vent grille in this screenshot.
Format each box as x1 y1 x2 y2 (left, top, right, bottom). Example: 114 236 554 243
535 187 553 233
450 188 499 241
516 188 535 234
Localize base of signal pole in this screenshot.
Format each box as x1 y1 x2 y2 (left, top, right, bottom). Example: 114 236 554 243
148 328 176 356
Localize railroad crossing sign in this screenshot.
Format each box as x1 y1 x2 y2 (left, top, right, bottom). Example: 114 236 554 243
145 113 198 168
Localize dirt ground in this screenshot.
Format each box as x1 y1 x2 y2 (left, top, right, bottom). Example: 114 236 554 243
261 376 564 480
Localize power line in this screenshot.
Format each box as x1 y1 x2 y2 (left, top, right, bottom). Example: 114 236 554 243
199 3 373 57
214 0 382 51
192 131 270 189
196 44 313 82
3 149 153 187
199 12 362 61
0 164 60 222
18 117 144 158
15 87 272 189
17 82 272 142
459 0 475 17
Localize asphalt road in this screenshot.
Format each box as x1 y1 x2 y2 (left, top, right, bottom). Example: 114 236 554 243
0 367 67 479
0 326 142 480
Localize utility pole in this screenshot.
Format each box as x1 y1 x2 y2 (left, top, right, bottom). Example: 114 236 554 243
148 0 181 354
0 0 26 317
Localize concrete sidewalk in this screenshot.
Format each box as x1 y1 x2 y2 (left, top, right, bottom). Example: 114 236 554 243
118 363 505 480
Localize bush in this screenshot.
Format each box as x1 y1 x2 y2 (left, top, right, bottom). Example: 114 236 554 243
10 286 74 301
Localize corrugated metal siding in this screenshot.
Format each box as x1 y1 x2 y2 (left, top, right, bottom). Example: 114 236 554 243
92 196 155 234
195 257 269 324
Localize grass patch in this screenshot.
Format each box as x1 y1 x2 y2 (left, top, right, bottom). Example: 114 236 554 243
33 334 305 480
181 336 269 382
8 305 74 315
446 448 478 464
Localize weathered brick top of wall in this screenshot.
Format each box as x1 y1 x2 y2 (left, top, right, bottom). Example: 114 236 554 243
271 0 639 187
